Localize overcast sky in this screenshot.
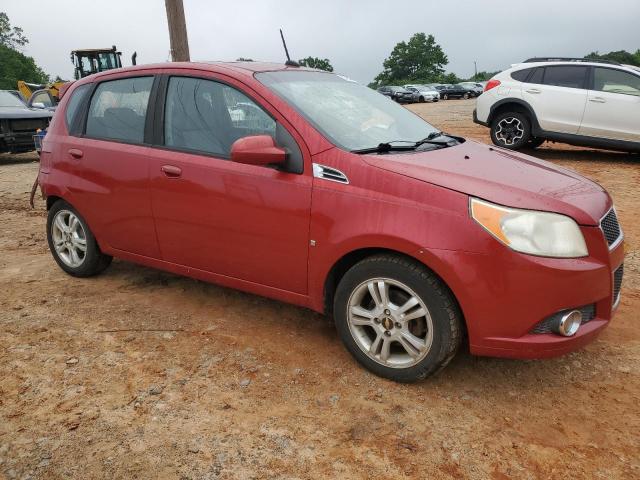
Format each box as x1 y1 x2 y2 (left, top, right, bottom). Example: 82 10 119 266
3 0 639 84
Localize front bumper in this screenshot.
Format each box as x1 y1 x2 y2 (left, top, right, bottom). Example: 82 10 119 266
427 225 624 359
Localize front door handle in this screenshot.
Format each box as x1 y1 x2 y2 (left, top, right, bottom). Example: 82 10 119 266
525 88 541 94
161 165 182 178
68 148 83 159
589 97 606 103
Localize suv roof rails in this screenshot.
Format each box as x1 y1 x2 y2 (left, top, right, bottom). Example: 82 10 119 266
524 57 622 66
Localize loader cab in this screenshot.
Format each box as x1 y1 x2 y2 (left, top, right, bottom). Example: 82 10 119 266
71 46 123 80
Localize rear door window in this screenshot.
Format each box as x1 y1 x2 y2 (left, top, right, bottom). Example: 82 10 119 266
593 68 640 96
85 76 153 143
511 68 533 81
526 67 544 84
542 66 588 89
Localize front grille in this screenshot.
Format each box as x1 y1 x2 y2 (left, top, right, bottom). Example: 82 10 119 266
600 208 622 248
613 264 624 308
531 304 596 334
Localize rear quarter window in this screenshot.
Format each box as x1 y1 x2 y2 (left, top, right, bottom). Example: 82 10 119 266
64 84 91 134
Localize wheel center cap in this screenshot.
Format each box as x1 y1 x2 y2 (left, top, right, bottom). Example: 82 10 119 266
382 317 394 330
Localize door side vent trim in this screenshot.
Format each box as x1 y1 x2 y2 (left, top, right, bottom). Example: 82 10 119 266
312 163 349 184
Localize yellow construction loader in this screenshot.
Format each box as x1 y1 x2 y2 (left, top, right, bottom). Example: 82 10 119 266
18 45 137 103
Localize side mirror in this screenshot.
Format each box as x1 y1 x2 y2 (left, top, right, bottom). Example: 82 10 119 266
31 102 46 109
230 135 286 166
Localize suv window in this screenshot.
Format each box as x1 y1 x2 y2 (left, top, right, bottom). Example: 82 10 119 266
542 66 588 89
511 68 533 82
527 67 544 84
593 68 640 96
164 76 276 157
85 76 153 143
65 83 91 132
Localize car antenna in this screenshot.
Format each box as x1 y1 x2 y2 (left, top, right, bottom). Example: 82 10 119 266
280 29 299 67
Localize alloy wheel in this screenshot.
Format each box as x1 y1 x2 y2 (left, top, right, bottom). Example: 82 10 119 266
51 209 87 268
347 278 434 368
495 117 525 146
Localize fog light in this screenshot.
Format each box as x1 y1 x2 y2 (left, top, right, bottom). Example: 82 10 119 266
553 310 582 337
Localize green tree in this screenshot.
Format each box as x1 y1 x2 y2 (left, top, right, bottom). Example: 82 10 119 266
469 70 500 82
0 12 28 49
0 44 49 89
0 13 48 89
586 49 640 67
298 57 334 72
374 33 448 85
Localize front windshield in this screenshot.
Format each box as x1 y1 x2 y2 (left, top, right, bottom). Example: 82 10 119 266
0 91 26 108
256 71 438 151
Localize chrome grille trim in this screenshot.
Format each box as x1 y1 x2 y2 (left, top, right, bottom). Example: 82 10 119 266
600 207 623 250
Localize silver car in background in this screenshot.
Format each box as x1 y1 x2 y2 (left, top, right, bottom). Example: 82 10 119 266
404 84 440 102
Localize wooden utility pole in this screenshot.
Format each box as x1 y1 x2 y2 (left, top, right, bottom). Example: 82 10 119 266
165 0 190 62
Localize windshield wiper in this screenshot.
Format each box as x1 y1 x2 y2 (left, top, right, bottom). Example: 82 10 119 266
351 133 457 155
351 141 418 154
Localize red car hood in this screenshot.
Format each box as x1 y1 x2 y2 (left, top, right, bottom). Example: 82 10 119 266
362 140 610 225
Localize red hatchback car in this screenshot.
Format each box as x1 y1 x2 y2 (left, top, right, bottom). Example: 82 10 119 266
37 62 624 382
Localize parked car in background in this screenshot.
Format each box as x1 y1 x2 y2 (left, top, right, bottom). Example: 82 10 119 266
0 90 53 153
459 82 484 97
38 62 623 382
438 84 474 100
404 84 439 102
474 57 640 152
7 90 26 103
377 85 414 103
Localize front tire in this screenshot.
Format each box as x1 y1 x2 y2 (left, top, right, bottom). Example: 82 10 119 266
333 254 462 382
490 111 531 150
47 200 112 277
463 93 470 99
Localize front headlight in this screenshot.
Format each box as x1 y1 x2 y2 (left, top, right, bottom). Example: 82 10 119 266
470 198 588 258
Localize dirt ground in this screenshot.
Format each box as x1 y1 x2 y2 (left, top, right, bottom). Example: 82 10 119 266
1 99 638 480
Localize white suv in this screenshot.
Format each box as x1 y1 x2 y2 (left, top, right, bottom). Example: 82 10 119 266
474 58 640 152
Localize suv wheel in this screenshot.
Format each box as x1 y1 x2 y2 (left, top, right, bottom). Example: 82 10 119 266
47 200 112 277
490 111 531 150
419 96 425 103
333 254 462 382
442 93 449 100
463 93 470 99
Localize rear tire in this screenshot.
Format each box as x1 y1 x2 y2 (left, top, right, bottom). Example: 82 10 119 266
333 254 462 383
490 111 531 150
47 200 112 277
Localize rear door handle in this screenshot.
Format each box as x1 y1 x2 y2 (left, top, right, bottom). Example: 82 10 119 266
525 88 541 94
589 97 606 103
161 165 182 178
68 148 83 159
